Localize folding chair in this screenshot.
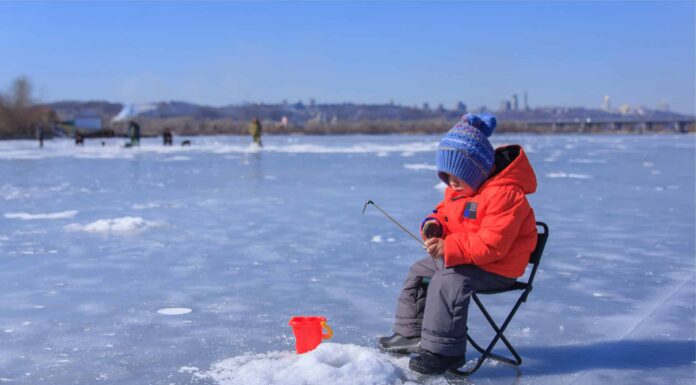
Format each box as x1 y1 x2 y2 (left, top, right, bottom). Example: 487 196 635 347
420 221 549 377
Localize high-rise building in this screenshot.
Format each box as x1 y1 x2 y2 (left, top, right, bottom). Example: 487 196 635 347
456 101 467 113
523 92 529 111
499 100 512 112
512 94 519 111
602 95 611 111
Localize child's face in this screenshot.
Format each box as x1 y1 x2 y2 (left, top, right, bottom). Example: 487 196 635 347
447 174 475 196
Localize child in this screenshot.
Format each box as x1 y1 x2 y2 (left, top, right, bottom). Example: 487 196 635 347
378 113 538 375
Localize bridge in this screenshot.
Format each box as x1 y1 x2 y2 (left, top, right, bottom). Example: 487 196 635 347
513 118 695 133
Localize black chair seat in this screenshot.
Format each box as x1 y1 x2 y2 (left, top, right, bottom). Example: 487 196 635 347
477 281 528 295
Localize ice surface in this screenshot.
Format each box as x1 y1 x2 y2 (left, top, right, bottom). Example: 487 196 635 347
0 134 693 385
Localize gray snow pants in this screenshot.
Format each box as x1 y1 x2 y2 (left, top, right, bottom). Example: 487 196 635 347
393 257 515 356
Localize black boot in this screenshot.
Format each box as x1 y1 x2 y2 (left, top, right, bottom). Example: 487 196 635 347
409 350 466 375
378 333 421 354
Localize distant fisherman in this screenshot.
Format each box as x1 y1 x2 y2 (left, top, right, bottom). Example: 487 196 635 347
249 117 263 147
75 131 84 146
163 128 173 146
36 126 44 148
128 121 141 147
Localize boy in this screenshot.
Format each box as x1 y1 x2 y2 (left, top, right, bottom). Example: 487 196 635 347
379 113 538 375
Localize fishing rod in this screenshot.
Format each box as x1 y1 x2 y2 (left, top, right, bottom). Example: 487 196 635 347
362 200 424 247
362 200 440 268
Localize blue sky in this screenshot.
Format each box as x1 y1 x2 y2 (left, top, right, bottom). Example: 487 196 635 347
0 1 694 114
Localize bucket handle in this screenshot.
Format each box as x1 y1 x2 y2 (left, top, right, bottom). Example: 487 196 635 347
320 320 333 340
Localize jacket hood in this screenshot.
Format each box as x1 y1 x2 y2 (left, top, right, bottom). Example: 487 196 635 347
482 145 537 194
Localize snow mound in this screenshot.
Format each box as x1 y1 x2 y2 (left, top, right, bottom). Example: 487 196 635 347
198 343 432 385
66 216 162 234
4 210 77 220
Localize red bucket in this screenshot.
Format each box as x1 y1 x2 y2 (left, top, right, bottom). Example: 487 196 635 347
288 316 333 354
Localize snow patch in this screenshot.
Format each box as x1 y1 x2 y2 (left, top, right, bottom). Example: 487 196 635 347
0 139 439 159
569 158 607 164
546 172 592 179
132 202 161 210
66 217 162 234
5 210 77 220
197 343 425 385
164 156 192 161
157 307 192 316
403 163 437 171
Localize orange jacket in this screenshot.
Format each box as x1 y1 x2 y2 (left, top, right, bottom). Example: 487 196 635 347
423 145 537 278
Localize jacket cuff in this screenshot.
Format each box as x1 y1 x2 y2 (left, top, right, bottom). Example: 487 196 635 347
420 217 441 231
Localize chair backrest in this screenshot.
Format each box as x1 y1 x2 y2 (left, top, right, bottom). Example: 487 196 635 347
522 222 549 290
529 222 549 266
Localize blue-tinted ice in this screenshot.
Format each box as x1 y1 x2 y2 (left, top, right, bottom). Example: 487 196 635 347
0 134 693 384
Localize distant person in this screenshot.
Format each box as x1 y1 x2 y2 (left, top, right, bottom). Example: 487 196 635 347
75 131 84 146
128 121 141 147
36 126 44 148
248 117 263 146
378 113 538 375
163 128 173 146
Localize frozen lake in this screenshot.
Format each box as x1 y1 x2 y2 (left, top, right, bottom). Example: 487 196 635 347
0 134 694 385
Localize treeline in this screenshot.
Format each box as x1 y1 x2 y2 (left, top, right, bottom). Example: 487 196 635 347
111 117 456 136
0 77 54 139
111 117 694 137
111 117 596 137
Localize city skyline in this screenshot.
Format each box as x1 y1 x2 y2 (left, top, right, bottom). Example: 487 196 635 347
1 1 694 114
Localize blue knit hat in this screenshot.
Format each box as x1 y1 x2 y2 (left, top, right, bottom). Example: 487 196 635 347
436 113 497 191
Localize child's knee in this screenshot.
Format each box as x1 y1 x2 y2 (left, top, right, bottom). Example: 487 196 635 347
429 269 473 293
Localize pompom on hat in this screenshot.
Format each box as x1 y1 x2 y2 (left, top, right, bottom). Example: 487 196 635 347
436 113 497 191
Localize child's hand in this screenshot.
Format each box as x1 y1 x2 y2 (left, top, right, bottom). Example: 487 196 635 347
424 237 445 259
422 220 442 240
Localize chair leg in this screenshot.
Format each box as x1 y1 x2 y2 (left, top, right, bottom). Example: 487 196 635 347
448 294 524 377
474 294 523 364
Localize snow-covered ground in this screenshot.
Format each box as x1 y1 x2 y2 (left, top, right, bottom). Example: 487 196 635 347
0 134 693 385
